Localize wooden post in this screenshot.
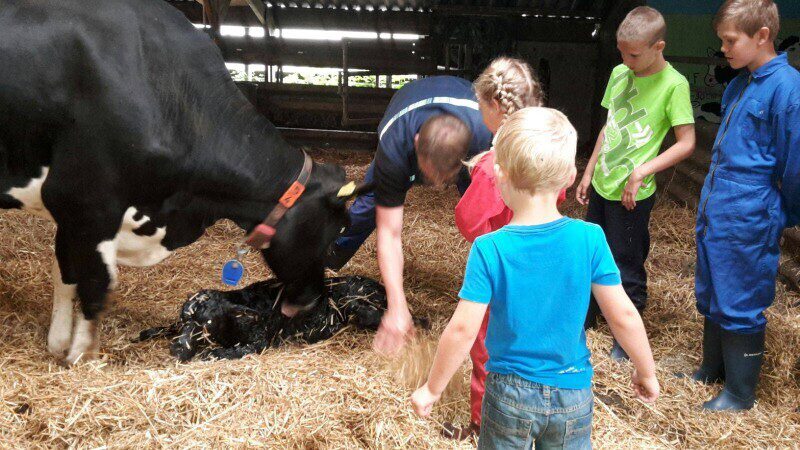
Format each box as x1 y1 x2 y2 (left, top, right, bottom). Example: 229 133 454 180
201 0 231 45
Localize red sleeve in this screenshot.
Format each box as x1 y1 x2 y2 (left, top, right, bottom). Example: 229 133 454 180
455 152 511 243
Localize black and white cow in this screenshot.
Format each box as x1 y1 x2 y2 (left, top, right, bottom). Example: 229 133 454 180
0 0 365 364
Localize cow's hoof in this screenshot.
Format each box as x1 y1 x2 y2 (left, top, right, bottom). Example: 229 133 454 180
281 303 301 318
281 301 315 318
64 347 99 365
47 335 71 359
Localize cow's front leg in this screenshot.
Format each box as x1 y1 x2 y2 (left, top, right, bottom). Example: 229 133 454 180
61 237 118 365
47 260 76 358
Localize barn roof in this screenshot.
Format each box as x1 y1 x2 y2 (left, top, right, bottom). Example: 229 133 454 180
189 0 608 19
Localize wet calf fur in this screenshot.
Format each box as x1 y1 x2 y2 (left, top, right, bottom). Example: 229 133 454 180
137 276 428 361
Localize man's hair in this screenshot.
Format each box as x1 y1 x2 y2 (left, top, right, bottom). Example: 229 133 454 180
494 107 576 196
713 0 780 41
416 114 471 179
617 6 667 46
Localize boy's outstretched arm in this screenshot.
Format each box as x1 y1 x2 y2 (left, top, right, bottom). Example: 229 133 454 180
622 123 696 210
576 125 606 205
411 300 488 418
592 283 660 403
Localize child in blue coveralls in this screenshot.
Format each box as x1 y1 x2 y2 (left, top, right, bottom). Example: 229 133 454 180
688 0 800 411
411 108 659 449
326 76 492 356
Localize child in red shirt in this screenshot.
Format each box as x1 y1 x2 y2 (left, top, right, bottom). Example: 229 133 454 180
445 57 566 440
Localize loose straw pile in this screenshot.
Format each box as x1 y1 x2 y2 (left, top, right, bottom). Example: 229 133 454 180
0 149 797 448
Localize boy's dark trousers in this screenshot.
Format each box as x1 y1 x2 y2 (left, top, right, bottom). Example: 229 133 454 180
584 187 655 328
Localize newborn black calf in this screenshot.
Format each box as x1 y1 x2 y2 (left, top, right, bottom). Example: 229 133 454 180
137 276 424 361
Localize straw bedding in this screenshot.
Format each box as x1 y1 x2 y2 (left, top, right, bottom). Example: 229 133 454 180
0 149 798 449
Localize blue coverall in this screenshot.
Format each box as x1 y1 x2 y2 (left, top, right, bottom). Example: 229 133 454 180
336 76 492 251
695 53 800 333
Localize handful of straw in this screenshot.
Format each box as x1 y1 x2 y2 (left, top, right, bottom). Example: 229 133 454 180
386 331 469 403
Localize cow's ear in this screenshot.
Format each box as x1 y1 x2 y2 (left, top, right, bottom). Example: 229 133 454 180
329 181 374 205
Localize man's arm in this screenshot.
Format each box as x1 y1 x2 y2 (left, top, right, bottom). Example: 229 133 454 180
621 123 696 210
576 125 606 205
373 204 414 356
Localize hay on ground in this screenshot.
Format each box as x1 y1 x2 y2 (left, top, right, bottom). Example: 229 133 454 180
0 149 798 448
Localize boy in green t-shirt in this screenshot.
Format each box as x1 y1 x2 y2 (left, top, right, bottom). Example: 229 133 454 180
576 6 696 360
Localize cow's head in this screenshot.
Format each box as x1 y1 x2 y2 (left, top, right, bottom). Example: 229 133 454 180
259 161 372 317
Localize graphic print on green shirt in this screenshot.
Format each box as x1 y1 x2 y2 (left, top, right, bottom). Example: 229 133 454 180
592 64 695 201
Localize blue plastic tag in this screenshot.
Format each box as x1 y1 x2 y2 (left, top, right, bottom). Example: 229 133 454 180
221 259 244 286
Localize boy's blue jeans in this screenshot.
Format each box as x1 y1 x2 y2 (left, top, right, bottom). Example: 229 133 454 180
479 372 593 450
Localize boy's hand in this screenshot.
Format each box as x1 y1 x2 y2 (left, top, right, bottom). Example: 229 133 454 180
411 383 441 418
631 368 659 403
576 174 592 205
621 168 645 211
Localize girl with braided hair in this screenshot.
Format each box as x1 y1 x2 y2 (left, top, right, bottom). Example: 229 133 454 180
445 57 566 441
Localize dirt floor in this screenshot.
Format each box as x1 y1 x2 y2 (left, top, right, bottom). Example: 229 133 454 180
0 150 798 449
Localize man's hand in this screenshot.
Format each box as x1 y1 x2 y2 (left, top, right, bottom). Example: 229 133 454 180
576 173 592 205
373 304 415 356
631 368 660 403
621 168 645 211
411 383 440 418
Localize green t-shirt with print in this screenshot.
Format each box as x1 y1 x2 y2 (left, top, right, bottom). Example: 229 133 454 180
592 63 694 201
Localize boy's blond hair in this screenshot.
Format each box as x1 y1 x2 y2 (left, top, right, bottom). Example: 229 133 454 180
713 0 780 41
467 57 543 171
616 6 667 45
494 107 577 196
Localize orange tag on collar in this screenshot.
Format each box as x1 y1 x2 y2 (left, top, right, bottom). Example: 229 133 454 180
279 181 306 208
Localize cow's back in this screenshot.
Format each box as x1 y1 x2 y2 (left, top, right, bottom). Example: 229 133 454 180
0 0 241 205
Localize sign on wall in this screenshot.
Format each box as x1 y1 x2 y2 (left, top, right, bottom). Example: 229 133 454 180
642 2 800 123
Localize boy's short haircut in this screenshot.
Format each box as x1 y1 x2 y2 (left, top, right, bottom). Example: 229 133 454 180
417 114 471 176
616 6 667 45
713 0 780 41
494 107 577 195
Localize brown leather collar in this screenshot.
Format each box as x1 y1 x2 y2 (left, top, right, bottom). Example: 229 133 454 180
244 151 313 249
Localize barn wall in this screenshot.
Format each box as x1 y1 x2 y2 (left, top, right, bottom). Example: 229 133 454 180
515 42 598 148
649 1 800 123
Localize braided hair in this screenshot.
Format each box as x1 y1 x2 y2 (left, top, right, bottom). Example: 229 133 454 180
466 57 544 171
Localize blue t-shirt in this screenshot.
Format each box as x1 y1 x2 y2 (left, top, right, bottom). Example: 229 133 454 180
373 75 493 207
458 217 621 389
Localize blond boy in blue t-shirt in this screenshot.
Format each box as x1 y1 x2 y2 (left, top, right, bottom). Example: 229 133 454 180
411 107 659 449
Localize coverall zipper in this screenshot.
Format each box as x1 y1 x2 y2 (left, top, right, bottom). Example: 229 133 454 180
700 75 753 236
